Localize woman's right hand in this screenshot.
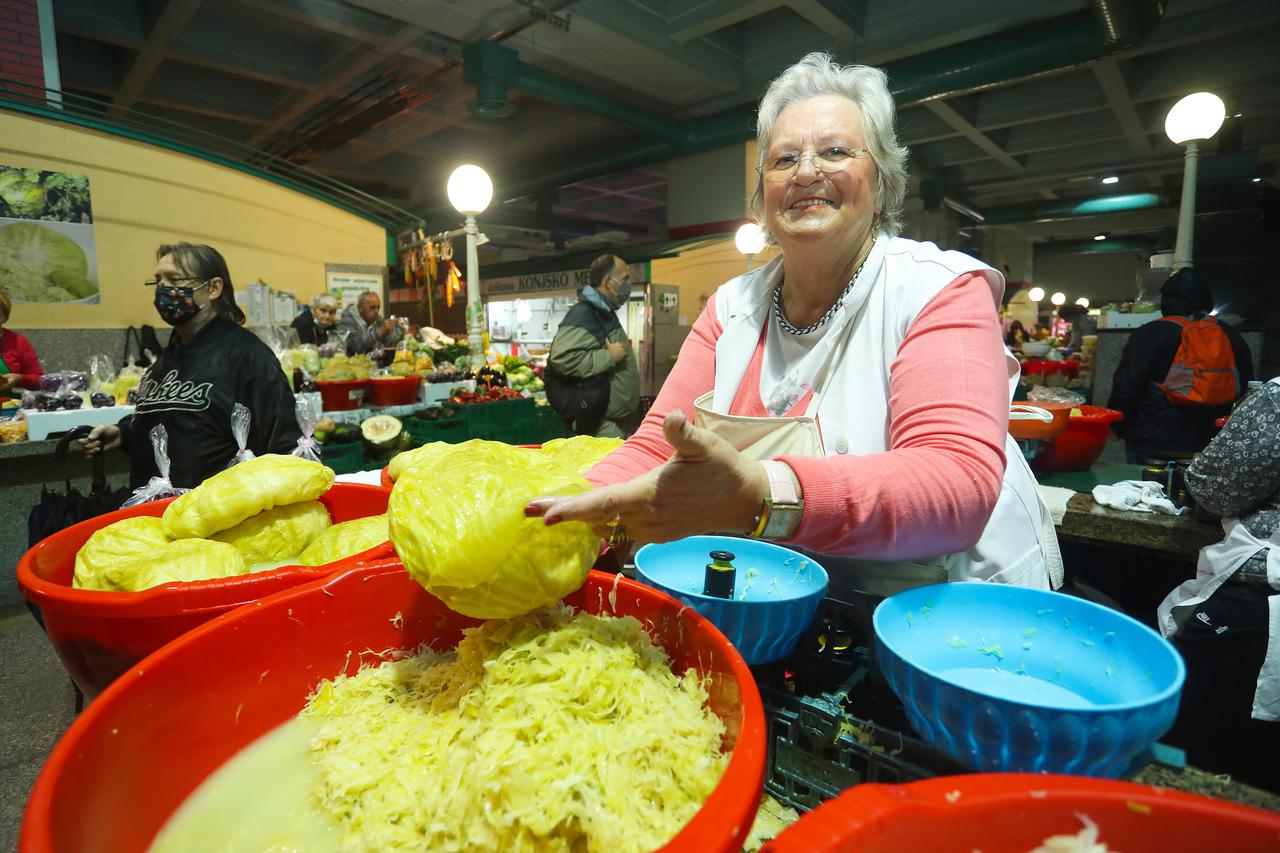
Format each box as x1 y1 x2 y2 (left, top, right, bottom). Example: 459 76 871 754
81 424 121 456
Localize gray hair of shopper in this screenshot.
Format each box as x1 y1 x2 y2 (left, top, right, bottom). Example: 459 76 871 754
310 293 339 311
748 52 909 240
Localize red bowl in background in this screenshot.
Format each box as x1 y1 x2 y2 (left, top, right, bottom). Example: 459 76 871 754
22 566 766 853
765 774 1280 852
16 483 394 699
1032 404 1123 472
368 375 421 407
315 379 370 411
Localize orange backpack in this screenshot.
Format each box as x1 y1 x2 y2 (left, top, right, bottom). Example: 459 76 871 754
1157 316 1239 406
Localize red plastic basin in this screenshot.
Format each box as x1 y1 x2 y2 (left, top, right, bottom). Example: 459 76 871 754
368 374 421 407
1032 404 1124 472
16 483 394 699
315 378 370 411
765 774 1280 852
22 566 766 853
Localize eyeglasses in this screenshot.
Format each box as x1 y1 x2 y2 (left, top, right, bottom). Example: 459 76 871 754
760 147 870 179
143 276 209 289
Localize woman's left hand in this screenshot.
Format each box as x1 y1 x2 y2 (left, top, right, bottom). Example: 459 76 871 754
527 410 770 544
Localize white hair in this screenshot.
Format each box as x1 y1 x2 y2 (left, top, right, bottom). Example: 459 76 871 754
311 293 338 310
749 52 909 239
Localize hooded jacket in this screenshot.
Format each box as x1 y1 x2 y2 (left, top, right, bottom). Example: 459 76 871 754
1108 269 1253 454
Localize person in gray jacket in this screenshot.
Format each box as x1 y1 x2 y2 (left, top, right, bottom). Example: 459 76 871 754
336 290 404 355
547 255 640 438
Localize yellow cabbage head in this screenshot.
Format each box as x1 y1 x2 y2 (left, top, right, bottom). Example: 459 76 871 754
388 441 598 618
211 501 331 564
100 538 248 592
297 514 389 566
161 454 334 540
539 436 624 476
73 516 171 591
387 438 537 482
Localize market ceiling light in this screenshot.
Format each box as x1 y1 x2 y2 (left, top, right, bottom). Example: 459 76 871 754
734 222 766 256
1076 297 1090 308
1094 234 1107 241
447 164 493 215
1253 177 1262 183
1028 286 1045 302
1102 176 1119 185
1050 292 1066 306
1164 92 1226 144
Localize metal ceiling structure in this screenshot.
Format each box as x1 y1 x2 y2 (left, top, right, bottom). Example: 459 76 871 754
42 0 1280 258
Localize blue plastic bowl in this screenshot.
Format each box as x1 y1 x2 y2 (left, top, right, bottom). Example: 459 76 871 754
874 583 1185 778
635 536 828 665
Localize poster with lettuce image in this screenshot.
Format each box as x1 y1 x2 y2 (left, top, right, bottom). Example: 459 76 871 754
0 220 99 303
0 166 93 223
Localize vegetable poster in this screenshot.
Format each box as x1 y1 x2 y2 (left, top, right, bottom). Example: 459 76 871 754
0 164 99 304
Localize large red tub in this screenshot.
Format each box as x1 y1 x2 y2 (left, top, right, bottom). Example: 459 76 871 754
17 483 395 699
765 773 1280 852
22 565 767 853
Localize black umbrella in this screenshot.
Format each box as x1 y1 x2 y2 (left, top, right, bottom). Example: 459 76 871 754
26 425 129 549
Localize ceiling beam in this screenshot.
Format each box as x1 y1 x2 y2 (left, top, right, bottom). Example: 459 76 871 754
669 0 780 43
245 24 428 146
108 0 206 117
1092 59 1150 152
924 99 1059 200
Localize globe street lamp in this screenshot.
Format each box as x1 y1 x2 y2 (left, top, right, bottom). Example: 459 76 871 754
447 164 494 367
1076 297 1090 308
1165 92 1226 271
734 222 766 270
1027 286 1045 303
1050 292 1066 307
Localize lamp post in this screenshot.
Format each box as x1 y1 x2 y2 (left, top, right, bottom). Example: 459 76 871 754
447 164 493 368
734 222 766 271
1165 92 1226 271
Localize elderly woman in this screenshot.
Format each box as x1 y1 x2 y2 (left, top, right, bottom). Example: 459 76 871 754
531 54 1060 596
291 293 339 346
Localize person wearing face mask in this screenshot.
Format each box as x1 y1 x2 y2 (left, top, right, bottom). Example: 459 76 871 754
546 254 640 438
80 242 300 489
291 292 339 346
529 54 1059 599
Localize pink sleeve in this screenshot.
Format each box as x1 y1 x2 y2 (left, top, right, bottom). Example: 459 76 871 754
779 272 1009 561
586 300 723 486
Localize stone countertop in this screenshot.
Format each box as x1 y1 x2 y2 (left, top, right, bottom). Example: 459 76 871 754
0 438 65 460
1133 765 1280 813
1058 492 1222 560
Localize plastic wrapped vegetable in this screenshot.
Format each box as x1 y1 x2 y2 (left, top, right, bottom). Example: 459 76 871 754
72 516 170 591
121 425 189 507
296 513 389 566
100 538 248 592
162 453 334 540
540 436 625 476
211 500 331 564
227 402 255 466
291 396 322 463
388 441 597 618
386 438 524 482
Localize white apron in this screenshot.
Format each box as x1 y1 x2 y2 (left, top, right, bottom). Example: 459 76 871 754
1156 515 1280 721
695 241 1062 597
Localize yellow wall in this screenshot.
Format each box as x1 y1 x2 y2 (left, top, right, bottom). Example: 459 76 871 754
650 238 779 323
0 111 387 329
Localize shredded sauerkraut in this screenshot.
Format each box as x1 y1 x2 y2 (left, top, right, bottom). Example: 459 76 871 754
299 607 728 852
1029 814 1114 853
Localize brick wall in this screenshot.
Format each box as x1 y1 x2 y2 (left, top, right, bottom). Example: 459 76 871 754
0 0 44 95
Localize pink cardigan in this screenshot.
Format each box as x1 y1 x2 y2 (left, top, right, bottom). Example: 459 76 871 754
587 272 1010 561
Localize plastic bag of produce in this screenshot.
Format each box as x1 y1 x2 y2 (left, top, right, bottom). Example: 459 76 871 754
227 402 255 467
100 538 248 592
210 500 330 563
291 396 322 463
121 424 190 507
162 453 334 540
72 516 171 590
296 513 388 566
540 436 624 476
1028 386 1087 406
386 438 509 482
388 441 597 618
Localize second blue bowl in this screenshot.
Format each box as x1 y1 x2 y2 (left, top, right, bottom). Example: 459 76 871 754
635 535 828 665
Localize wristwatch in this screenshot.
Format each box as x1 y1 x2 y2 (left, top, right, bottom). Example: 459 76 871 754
749 460 804 541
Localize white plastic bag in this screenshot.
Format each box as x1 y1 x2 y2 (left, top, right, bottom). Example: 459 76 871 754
291 395 322 462
227 402 256 466
122 424 190 507
1028 386 1086 406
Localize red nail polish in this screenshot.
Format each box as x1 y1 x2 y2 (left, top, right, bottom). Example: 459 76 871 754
545 515 561 526
524 504 542 517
